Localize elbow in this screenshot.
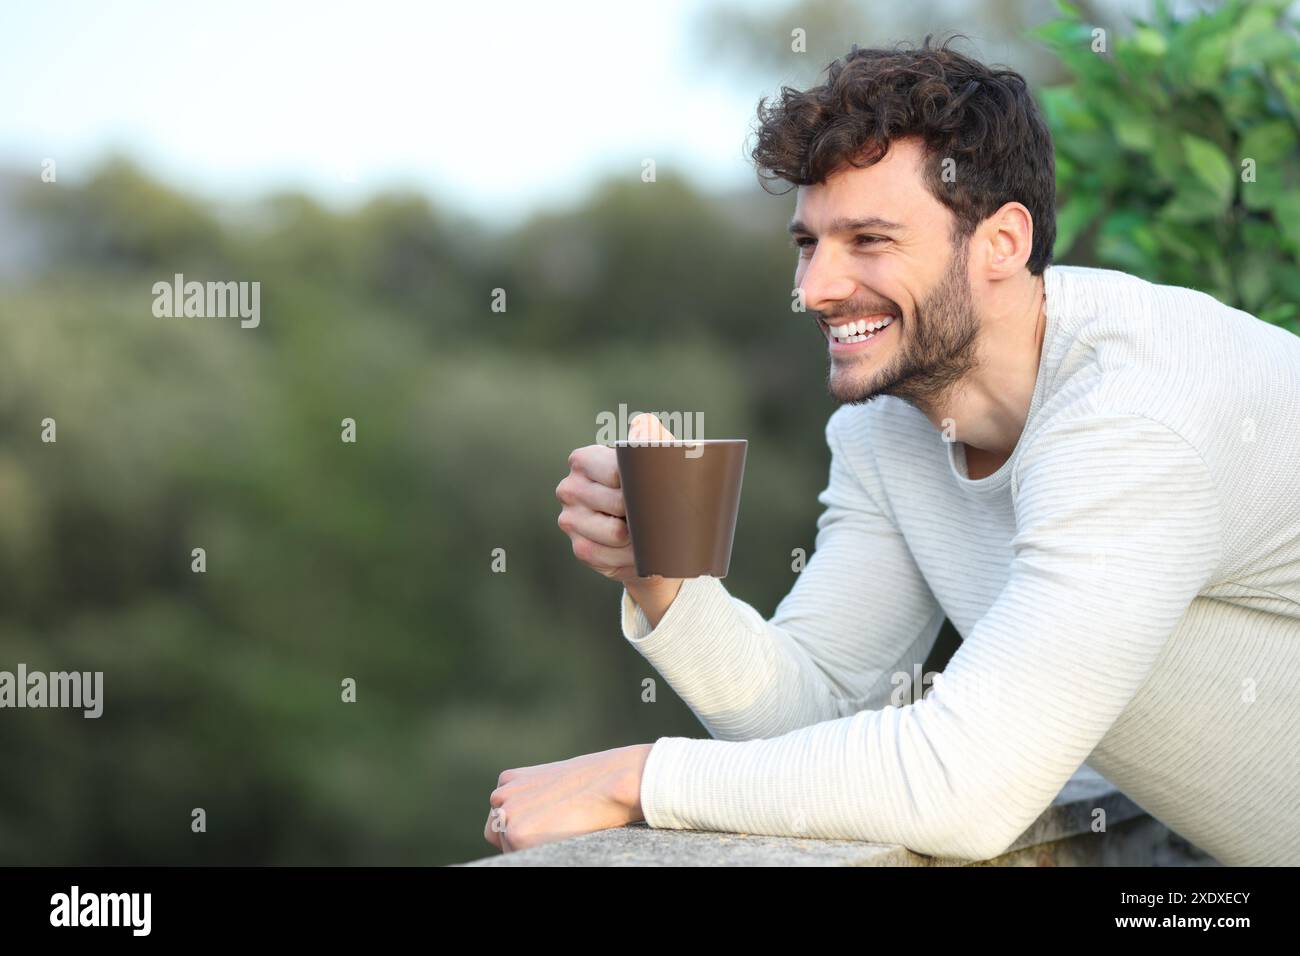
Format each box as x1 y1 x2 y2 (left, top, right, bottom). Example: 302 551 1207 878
908 794 1026 863
912 825 1020 864
954 830 1020 864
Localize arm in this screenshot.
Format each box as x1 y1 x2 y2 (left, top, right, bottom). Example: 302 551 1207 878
623 577 682 630
636 413 1222 860
620 407 947 741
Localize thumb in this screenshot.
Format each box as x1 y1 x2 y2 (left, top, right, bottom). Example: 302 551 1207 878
628 412 676 442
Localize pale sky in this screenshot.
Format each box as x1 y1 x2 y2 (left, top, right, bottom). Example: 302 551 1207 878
0 0 787 226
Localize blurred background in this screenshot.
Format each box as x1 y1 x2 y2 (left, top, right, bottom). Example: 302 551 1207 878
1 0 1296 865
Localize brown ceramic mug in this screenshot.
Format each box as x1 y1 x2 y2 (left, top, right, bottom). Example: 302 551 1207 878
612 438 747 578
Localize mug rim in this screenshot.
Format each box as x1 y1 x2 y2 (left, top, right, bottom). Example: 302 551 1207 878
608 438 747 446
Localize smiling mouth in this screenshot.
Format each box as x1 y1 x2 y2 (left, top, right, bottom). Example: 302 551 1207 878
824 314 897 344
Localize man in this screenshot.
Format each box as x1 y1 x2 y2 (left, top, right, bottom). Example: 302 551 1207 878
490 38 1300 864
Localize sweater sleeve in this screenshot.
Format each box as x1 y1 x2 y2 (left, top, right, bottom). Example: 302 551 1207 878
619 408 946 742
635 413 1223 861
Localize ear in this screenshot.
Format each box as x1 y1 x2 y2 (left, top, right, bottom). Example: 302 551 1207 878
977 202 1035 280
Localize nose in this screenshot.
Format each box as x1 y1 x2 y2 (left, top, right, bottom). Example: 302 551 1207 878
795 244 856 316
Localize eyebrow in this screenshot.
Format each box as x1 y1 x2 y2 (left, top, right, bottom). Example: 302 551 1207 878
787 215 906 236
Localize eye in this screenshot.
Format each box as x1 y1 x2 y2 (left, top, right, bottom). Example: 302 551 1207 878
855 235 883 246
791 237 816 255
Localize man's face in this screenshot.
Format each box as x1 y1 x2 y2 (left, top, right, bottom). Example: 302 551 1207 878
790 136 982 409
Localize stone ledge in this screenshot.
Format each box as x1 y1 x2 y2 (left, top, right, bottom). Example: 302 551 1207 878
458 763 1220 866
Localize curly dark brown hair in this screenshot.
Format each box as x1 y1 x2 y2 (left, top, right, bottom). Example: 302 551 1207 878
750 35 1056 275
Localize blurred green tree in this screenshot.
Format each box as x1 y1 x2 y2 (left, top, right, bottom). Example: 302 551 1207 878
2 0 1295 867
1035 0 1300 333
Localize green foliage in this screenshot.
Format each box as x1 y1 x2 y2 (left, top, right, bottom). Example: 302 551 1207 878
7 1 1296 865
0 161 833 865
1031 0 1300 334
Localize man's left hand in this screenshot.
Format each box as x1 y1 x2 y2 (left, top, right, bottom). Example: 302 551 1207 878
484 743 654 854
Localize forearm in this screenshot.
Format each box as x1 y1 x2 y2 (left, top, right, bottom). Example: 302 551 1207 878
621 575 906 741
638 707 1011 860
623 577 683 629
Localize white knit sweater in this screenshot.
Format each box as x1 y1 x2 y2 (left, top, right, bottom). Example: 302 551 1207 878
621 264 1300 865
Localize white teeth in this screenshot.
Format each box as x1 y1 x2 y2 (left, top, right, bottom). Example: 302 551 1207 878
831 315 894 343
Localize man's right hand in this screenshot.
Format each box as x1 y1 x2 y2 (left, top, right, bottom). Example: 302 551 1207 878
556 413 684 628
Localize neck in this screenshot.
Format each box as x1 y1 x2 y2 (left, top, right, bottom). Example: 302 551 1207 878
917 273 1048 460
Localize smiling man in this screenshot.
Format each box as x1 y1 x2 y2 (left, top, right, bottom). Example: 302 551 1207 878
506 37 1300 864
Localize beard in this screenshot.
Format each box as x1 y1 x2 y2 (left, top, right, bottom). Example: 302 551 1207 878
823 238 981 411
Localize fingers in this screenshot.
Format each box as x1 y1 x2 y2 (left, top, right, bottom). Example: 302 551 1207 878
569 444 621 489
563 421 676 583
567 414 678 500
485 790 509 851
484 812 502 851
558 499 636 572
555 471 625 518
569 530 635 575
558 503 632 550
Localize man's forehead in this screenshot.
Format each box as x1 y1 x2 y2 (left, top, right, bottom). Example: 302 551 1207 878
792 138 928 218
791 165 945 234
